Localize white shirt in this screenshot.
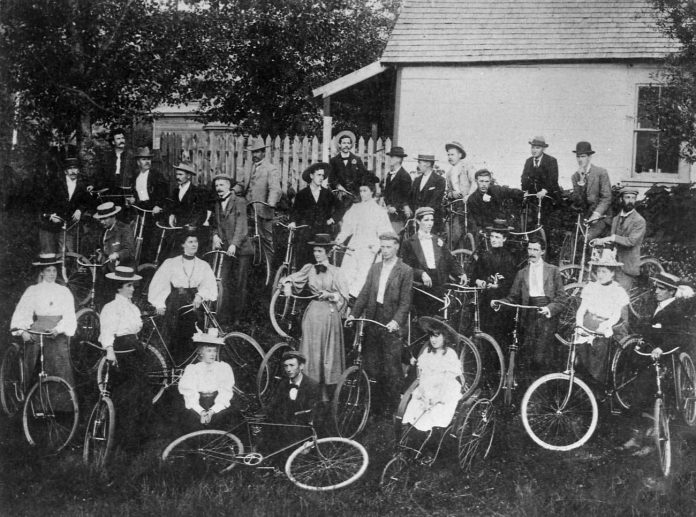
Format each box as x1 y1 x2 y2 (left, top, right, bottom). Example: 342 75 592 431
418 233 436 269
135 170 150 201
66 177 77 200
11 282 77 337
310 184 321 203
288 373 304 401
115 150 123 176
377 258 397 304
98 294 143 348
148 256 218 309
528 261 545 297
179 361 235 414
178 181 191 201
419 171 432 191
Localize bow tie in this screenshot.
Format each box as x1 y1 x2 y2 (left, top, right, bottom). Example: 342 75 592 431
314 264 327 274
289 383 299 389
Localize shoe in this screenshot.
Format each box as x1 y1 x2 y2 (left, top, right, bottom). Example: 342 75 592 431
632 446 654 457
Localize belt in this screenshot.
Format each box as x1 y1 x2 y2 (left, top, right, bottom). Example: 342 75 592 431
174 287 197 295
529 296 550 306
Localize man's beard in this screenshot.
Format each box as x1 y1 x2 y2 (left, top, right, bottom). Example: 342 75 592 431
622 202 635 212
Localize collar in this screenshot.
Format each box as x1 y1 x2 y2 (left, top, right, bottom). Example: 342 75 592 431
310 183 322 192
657 297 676 311
182 254 196 261
382 257 397 268
114 293 132 304
340 153 350 159
179 181 191 190
66 176 77 183
418 231 432 240
529 260 543 268
138 169 150 175
218 192 232 202
106 222 116 232
290 373 303 386
620 209 635 217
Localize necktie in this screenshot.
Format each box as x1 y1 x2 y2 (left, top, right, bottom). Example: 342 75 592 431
315 264 328 274
534 158 540 168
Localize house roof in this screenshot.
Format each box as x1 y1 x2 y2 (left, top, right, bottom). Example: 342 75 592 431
381 0 677 64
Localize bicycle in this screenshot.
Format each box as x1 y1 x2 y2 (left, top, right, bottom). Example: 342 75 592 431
271 221 309 291
248 200 274 286
443 197 476 253
162 408 369 491
131 204 155 267
203 249 233 316
52 215 93 307
83 359 116 468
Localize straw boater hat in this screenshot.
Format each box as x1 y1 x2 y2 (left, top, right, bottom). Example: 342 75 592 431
528 136 549 148
416 153 436 163
134 146 154 158
282 350 307 364
246 137 268 152
302 162 330 183
174 162 196 175
572 141 595 155
445 141 467 158
418 316 461 344
486 218 514 234
307 234 335 247
93 201 122 220
105 266 142 282
191 328 225 347
32 253 62 267
588 247 623 268
652 272 680 291
386 146 407 158
335 130 356 145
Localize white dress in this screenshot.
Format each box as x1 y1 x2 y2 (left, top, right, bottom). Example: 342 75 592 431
402 347 463 431
335 198 393 297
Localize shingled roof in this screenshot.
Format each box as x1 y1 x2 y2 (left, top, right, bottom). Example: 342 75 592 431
381 0 677 64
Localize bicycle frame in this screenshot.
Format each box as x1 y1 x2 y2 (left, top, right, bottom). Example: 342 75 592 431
444 198 468 249
132 205 153 266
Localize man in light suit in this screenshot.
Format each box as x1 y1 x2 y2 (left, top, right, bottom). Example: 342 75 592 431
570 141 612 241
495 236 567 372
242 138 282 268
382 146 412 234
591 187 646 291
403 153 447 234
348 232 413 416
211 175 253 326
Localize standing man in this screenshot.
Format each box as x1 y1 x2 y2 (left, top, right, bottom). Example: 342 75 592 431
521 136 560 230
444 141 475 248
211 174 253 326
570 141 612 241
95 127 133 207
467 169 505 237
93 201 134 271
167 162 209 254
494 236 567 373
328 131 372 222
347 232 413 417
243 137 282 268
591 187 646 292
382 146 412 234
39 157 91 254
403 153 447 233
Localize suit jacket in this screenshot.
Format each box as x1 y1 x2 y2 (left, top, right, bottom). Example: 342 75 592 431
467 186 505 232
611 210 646 276
504 261 567 317
382 167 412 222
408 172 446 221
95 149 134 192
400 234 462 287
352 259 413 328
168 183 208 228
328 152 368 195
102 220 135 267
521 153 560 202
40 176 92 231
131 168 168 210
268 374 321 424
211 194 253 255
642 299 692 348
570 164 612 220
244 159 282 219
290 186 338 233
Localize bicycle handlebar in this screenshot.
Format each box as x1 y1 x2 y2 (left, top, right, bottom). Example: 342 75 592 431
344 318 388 329
275 221 309 230
11 328 53 336
156 222 183 230
77 258 110 268
132 205 154 213
249 201 273 207
634 347 680 358
490 300 543 311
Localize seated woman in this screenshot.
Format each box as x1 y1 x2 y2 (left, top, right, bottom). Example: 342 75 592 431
402 317 464 434
574 248 629 384
178 330 236 431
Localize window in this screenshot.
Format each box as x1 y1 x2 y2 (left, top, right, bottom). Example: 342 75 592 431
633 85 680 175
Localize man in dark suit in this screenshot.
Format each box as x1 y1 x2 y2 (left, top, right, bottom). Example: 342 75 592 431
570 141 612 241
495 236 567 372
348 232 413 416
268 351 321 430
167 162 209 255
382 146 412 234
641 272 693 349
39 157 92 254
521 136 560 231
404 153 446 234
467 169 506 237
211 175 253 326
289 162 339 266
328 131 370 222
94 127 134 211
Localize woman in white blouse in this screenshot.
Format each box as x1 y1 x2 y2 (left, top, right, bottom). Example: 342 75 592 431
11 254 77 395
148 232 217 362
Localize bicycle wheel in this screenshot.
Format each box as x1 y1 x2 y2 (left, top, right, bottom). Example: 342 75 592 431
459 336 482 400
0 343 25 416
142 345 168 403
135 263 156 310
162 429 243 474
457 397 496 471
256 342 294 408
22 376 79 451
285 437 369 491
654 398 671 477
559 264 584 285
380 454 410 495
332 365 371 439
83 396 116 468
272 263 288 292
628 285 654 322
269 288 304 340
611 335 645 411
472 333 505 401
64 253 93 307
220 332 265 396
521 373 598 451
555 283 584 345
676 352 696 426
639 257 664 277
451 249 474 275
558 231 574 267
71 308 102 375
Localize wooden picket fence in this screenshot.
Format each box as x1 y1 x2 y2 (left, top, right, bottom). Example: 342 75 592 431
158 131 393 193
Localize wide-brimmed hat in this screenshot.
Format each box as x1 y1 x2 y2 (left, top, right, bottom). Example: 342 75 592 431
93 201 122 219
419 316 460 344
573 141 595 155
192 328 225 347
307 233 335 247
589 247 623 267
105 266 142 282
652 272 680 290
529 136 549 148
386 146 407 158
212 174 236 185
302 162 330 183
335 130 355 146
246 137 267 152
135 146 154 158
32 253 62 267
417 153 436 163
282 350 307 364
618 186 639 196
63 157 80 169
174 162 196 175
414 206 434 219
486 218 513 234
445 141 466 157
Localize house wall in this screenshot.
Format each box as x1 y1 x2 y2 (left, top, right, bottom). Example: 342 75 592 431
394 63 686 190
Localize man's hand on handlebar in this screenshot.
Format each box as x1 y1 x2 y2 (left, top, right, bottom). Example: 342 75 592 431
422 272 433 288
155 306 166 316
226 244 236 257
385 320 399 333
49 213 62 224
538 306 551 318
152 206 162 215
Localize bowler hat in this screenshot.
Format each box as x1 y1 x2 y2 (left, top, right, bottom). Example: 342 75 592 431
652 272 680 290
32 253 62 267
529 136 549 148
417 153 436 163
386 146 407 158
93 202 122 219
63 157 80 169
282 350 307 364
335 130 355 146
105 266 142 282
307 234 335 247
418 316 461 345
302 162 330 184
135 146 154 158
572 141 595 155
414 206 434 219
445 141 467 158
246 137 268 152
174 162 196 175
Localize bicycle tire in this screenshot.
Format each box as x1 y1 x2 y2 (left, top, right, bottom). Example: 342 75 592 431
559 264 584 285
654 398 671 477
459 336 482 400
83 396 116 469
457 397 496 471
135 263 157 309
71 308 102 375
379 454 410 495
22 376 79 451
269 288 304 340
611 335 645 411
64 252 93 307
285 437 369 491
272 263 289 292
0 343 24 416
262 249 273 286
555 283 584 346
220 332 265 397
332 365 371 439
677 352 696 426
472 333 505 401
162 429 243 474
256 342 294 408
451 249 475 275
464 232 476 254
521 373 598 451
